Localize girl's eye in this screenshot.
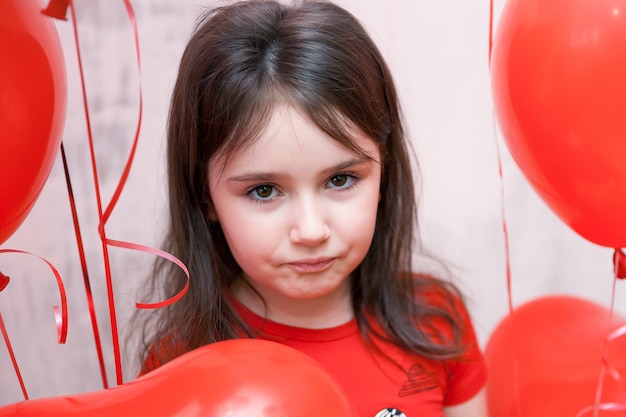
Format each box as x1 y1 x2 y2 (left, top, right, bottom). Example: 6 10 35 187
249 185 279 201
327 174 356 189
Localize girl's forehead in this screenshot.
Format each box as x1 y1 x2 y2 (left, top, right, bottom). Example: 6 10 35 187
211 105 379 173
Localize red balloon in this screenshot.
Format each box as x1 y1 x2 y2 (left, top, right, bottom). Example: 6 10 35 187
0 339 358 416
0 0 67 245
491 0 626 248
485 296 626 416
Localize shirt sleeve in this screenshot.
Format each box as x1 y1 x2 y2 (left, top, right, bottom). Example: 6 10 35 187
443 300 488 406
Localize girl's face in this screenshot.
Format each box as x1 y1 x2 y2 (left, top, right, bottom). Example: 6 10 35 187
208 105 381 328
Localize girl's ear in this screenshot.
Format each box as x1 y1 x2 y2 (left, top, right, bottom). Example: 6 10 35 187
204 190 219 222
207 203 219 222
202 185 219 223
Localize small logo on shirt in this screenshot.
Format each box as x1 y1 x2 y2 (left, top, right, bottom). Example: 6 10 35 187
398 362 439 397
374 408 406 417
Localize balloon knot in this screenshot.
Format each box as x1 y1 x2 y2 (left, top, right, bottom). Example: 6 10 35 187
42 0 71 21
613 249 626 279
0 272 10 292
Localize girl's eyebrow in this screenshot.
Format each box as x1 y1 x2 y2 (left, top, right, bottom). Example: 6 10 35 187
227 156 377 183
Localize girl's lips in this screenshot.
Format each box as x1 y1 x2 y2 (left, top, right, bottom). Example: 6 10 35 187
287 258 334 273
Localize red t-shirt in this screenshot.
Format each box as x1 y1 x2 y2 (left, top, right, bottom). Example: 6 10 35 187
231 297 487 417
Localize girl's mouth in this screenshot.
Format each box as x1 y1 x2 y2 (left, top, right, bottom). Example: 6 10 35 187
287 258 334 273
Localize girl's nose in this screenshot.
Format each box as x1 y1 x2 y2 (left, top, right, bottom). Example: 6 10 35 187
289 195 331 246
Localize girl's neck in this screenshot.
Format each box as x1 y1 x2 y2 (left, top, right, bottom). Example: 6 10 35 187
229 276 354 329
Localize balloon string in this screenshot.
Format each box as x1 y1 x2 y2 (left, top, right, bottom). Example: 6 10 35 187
581 256 626 417
489 2 520 413
101 0 143 224
96 0 190 308
0 250 68 343
491 108 522 417
576 324 626 417
488 0 511 315
0 249 69 398
491 121 513 313
488 0 493 63
602 324 626 384
106 239 190 309
108 0 190 310
0 313 28 400
576 403 626 417
60 143 109 389
66 1 126 386
99 0 189 358
67 0 189 385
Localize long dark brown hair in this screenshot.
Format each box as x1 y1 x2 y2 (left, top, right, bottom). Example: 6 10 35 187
131 0 467 372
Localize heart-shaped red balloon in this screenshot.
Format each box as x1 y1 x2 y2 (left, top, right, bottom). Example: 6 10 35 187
0 339 358 417
0 0 67 245
485 296 626 416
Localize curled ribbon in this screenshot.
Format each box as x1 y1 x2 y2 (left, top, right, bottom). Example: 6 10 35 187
51 0 189 387
0 249 68 343
576 403 626 417
602 324 626 384
106 239 190 310
0 272 8 291
575 297 626 416
0 249 69 400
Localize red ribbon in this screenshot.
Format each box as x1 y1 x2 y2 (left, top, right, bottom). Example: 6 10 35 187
0 271 9 291
60 143 109 389
41 0 70 20
0 249 69 400
107 239 190 309
0 250 68 343
488 0 494 63
489 0 523 415
0 314 28 400
575 323 626 417
55 0 189 387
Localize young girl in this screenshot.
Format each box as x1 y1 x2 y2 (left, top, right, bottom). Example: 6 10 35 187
133 1 487 415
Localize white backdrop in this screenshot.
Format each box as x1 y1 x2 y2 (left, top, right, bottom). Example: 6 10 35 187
1 0 625 405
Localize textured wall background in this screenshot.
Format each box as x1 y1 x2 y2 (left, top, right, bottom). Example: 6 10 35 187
1 0 625 405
